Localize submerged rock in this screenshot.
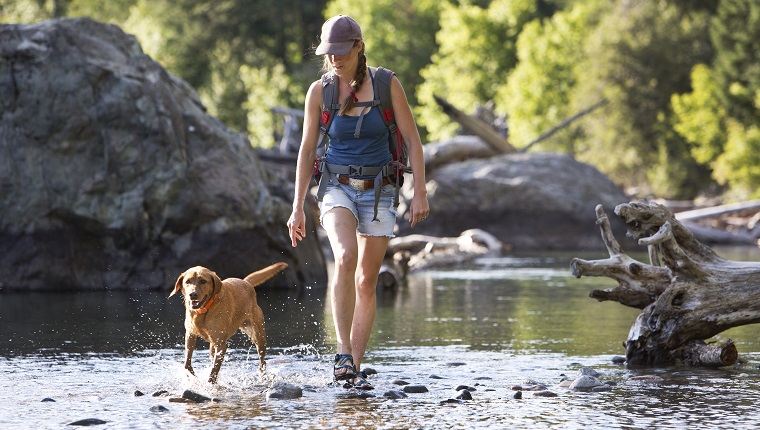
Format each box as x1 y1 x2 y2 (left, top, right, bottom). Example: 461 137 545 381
383 390 408 399
181 390 211 403
569 375 604 392
455 390 473 400
266 383 303 400
402 385 429 394
69 418 108 426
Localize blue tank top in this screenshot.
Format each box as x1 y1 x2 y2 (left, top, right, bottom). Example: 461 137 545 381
323 71 392 178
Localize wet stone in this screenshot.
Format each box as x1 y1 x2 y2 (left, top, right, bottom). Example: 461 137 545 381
134 390 145 397
532 391 558 398
150 405 169 413
592 385 612 392
473 376 492 380
383 390 408 399
569 375 604 392
612 356 627 364
440 399 464 405
362 367 378 376
455 385 476 392
266 383 303 400
455 390 473 400
41 398 56 402
69 418 108 426
181 390 211 402
446 362 467 367
429 374 445 379
513 391 523 399
402 385 429 394
577 367 600 378
152 390 169 397
392 379 410 386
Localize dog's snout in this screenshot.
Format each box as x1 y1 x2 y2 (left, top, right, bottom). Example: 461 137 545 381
188 291 198 300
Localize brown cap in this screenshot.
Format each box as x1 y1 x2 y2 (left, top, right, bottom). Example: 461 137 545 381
315 15 362 56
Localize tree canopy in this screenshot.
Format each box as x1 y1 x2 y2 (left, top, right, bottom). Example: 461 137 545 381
6 0 760 201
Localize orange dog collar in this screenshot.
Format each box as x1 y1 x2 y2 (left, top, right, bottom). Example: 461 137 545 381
194 294 218 314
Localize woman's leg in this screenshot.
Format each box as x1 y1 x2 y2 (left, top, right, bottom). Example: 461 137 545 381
350 234 390 371
321 207 359 356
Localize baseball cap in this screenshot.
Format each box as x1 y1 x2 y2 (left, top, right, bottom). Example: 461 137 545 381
315 15 363 56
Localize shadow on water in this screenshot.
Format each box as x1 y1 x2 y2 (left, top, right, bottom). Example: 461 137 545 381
2 247 760 428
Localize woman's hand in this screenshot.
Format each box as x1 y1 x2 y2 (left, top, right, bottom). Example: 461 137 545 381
409 192 430 228
287 208 307 247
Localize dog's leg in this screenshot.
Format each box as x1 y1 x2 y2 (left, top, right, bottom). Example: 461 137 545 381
208 340 227 384
184 333 197 376
243 308 267 372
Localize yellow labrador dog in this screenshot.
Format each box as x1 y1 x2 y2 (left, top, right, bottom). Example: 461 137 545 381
169 262 287 384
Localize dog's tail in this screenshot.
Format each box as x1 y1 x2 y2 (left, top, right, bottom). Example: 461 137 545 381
244 262 288 287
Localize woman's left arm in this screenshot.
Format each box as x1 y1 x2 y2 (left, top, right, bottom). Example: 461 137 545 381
390 75 430 227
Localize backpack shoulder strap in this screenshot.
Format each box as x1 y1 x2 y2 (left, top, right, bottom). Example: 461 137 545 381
319 73 340 150
373 67 396 129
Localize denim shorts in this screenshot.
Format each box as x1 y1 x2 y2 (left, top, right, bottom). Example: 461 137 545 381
319 181 397 237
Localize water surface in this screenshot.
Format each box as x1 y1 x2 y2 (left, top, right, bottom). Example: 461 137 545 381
2 248 760 429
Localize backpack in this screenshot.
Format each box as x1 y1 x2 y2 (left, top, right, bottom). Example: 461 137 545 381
313 67 411 221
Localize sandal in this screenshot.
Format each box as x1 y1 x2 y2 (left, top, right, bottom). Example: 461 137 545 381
333 354 357 381
345 371 374 390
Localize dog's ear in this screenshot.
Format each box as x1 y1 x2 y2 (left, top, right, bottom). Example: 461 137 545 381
211 271 222 293
169 273 185 298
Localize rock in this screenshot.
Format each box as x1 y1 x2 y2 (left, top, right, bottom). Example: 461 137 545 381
150 405 170 413
266 383 303 400
592 385 612 392
440 399 464 405
577 367 600 378
612 356 627 364
513 391 522 399
392 379 410 386
41 398 56 402
0 18 325 291
397 152 631 251
69 418 108 426
181 390 211 403
446 362 467 367
429 374 445 379
455 390 472 400
362 367 378 376
134 390 145 397
532 391 558 398
568 375 604 392
152 390 169 397
455 385 476 392
383 390 408 399
628 375 664 383
402 385 429 394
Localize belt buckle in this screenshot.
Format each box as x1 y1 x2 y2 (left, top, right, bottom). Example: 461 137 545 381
348 177 366 190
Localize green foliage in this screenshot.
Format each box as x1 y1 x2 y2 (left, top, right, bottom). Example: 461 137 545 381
570 0 712 198
671 0 760 199
416 0 541 142
498 0 606 151
324 0 442 112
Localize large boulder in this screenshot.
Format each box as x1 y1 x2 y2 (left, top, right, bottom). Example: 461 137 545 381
397 151 632 250
0 18 325 291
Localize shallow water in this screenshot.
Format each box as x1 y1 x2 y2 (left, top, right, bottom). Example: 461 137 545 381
2 248 760 429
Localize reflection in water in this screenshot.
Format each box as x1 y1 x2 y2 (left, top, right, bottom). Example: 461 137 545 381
2 249 760 428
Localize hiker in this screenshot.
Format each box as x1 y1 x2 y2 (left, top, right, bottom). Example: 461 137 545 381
287 14 429 390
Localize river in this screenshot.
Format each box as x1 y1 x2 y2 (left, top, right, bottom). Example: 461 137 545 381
2 248 760 429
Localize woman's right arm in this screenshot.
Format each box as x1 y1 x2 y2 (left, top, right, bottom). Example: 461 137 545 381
287 80 323 247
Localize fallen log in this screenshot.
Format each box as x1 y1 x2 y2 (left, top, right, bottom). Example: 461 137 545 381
433 95 515 154
571 201 760 367
379 229 508 286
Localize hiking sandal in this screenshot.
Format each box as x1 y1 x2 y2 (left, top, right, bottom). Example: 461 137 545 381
345 372 374 390
333 354 357 381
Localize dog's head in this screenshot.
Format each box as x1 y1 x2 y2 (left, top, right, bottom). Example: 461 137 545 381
169 266 222 310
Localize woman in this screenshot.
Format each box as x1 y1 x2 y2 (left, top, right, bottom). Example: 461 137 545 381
287 14 429 390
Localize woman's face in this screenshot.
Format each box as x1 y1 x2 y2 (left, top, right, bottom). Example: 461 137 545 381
327 42 361 73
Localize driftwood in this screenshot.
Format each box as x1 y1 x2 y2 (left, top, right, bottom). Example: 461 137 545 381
379 229 508 288
433 95 515 153
570 202 760 367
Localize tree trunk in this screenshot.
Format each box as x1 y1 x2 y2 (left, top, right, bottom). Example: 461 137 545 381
570 202 760 367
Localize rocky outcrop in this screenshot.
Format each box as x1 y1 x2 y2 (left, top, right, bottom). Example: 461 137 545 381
396 151 632 250
0 18 325 291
